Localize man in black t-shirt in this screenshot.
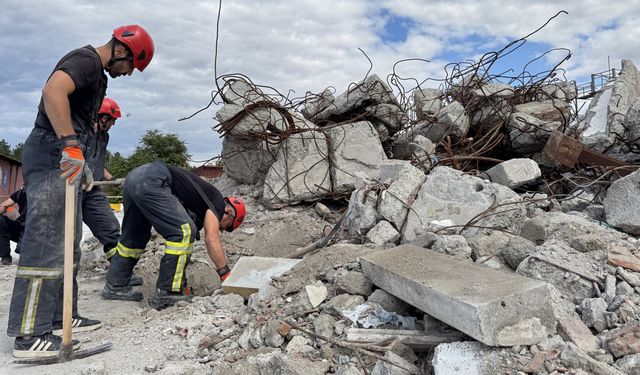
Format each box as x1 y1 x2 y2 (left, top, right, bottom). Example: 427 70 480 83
0 187 28 265
101 161 246 310
8 25 155 360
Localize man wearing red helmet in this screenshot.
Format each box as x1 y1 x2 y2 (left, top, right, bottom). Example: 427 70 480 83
8 25 154 359
101 161 245 310
83 98 143 286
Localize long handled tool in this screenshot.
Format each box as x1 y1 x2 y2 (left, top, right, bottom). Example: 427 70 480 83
14 181 112 365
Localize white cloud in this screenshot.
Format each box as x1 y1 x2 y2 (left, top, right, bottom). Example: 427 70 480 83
1 0 639 164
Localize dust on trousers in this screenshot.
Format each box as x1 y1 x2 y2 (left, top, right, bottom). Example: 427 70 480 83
106 162 196 293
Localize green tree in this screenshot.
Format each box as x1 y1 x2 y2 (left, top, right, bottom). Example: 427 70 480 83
127 130 190 169
11 143 24 161
105 151 131 178
0 139 11 156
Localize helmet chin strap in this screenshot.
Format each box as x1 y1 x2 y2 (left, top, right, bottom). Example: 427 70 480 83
107 42 133 70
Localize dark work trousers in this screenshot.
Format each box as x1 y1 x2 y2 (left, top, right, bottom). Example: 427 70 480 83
106 162 196 293
0 216 23 257
82 187 120 258
7 128 84 337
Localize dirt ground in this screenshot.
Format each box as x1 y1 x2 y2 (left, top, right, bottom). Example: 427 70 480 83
0 197 336 374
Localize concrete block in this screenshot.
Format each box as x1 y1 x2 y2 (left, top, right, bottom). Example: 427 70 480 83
604 169 640 235
413 88 442 119
557 318 599 353
432 341 501 375
484 158 541 188
366 220 400 246
345 188 379 236
222 256 301 298
378 164 426 229
361 245 556 346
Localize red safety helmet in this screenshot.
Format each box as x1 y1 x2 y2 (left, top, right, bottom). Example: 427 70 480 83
113 24 155 72
225 197 246 232
98 97 122 119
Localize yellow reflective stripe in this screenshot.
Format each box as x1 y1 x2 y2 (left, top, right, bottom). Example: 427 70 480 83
171 254 188 292
116 243 144 259
166 241 190 249
170 223 193 291
21 278 42 335
105 247 117 259
16 267 63 279
166 248 193 256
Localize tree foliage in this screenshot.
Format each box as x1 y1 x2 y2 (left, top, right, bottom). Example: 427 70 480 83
105 130 190 178
0 139 24 161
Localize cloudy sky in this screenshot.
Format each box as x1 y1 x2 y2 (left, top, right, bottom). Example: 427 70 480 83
1 0 639 165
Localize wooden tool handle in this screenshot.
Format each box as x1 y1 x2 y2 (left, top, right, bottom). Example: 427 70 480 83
61 181 75 359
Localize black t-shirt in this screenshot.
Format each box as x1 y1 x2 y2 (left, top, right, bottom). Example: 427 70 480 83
10 188 27 223
34 45 107 135
166 165 225 230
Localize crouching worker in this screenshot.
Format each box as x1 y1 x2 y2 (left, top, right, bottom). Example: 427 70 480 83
101 161 245 309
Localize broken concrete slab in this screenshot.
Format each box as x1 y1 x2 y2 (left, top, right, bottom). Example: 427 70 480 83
520 211 627 252
538 81 577 102
366 220 400 246
222 256 301 298
364 103 409 132
607 59 640 137
345 328 464 350
413 88 442 119
310 74 397 122
402 166 526 242
483 158 541 188
378 163 426 230
517 241 604 303
222 135 277 184
604 169 640 235
302 88 335 120
514 100 571 123
507 111 562 154
262 128 330 207
557 318 599 353
560 342 626 375
361 245 556 346
607 321 640 358
432 341 502 375
328 121 387 192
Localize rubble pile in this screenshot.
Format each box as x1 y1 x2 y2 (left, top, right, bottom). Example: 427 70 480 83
71 57 640 373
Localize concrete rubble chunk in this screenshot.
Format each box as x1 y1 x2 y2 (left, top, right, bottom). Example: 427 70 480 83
560 342 626 375
607 321 640 358
262 320 285 347
519 211 627 253
222 256 301 299
517 241 603 303
557 318 599 353
247 350 330 375
323 294 365 316
365 103 409 132
313 314 336 339
367 289 411 315
615 353 640 375
604 169 640 235
431 235 472 258
378 163 426 230
432 341 502 375
579 298 608 328
624 96 640 143
328 121 387 192
285 335 314 355
371 350 418 375
222 135 277 184
221 79 265 106
561 190 595 212
617 267 640 287
361 245 556 346
345 187 379 236
538 81 577 102
507 111 562 153
514 100 571 123
311 74 397 122
424 101 470 141
366 220 400 246
302 88 335 120
305 280 328 308
483 158 541 188
262 127 330 207
607 59 640 137
402 166 526 243
413 88 442 119
335 271 373 296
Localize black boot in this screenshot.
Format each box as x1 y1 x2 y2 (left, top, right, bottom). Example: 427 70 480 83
101 283 143 301
148 288 192 310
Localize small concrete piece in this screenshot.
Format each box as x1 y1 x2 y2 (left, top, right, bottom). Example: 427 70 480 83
361 245 556 346
222 256 301 298
335 271 373 296
378 164 426 229
579 298 608 328
366 220 400 246
367 289 411 315
414 88 442 119
484 158 541 188
313 314 336 339
607 321 640 358
557 318 599 353
305 280 328 308
615 353 640 375
345 186 379 236
432 341 501 375
508 111 562 154
425 101 470 141
604 169 640 235
431 235 472 258
560 342 626 375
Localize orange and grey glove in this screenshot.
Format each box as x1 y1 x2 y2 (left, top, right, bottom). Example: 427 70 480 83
59 137 94 190
217 265 231 282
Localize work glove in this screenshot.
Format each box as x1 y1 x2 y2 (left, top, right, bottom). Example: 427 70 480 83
60 139 94 191
217 265 231 282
